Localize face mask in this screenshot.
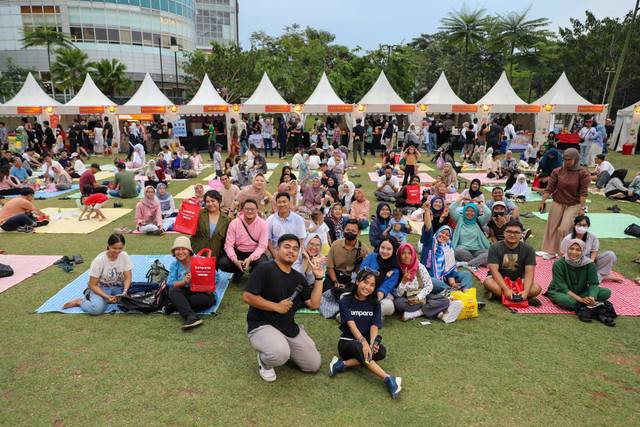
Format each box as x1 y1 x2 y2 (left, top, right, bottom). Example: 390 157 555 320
344 232 357 241
575 226 589 234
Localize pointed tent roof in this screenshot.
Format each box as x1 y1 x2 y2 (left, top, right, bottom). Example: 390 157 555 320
241 73 289 113
118 73 172 114
416 72 466 112
179 74 228 115
475 72 526 112
63 74 115 107
358 71 405 112
533 72 591 112
302 72 351 113
2 72 60 107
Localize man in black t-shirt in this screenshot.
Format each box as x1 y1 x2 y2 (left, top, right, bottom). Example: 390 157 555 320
244 234 324 382
484 220 541 305
102 117 114 155
352 118 365 165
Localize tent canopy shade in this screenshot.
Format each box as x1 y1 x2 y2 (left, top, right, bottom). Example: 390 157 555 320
416 72 470 113
302 72 352 113
357 71 412 113
57 74 116 115
0 72 60 115
241 73 290 113
532 72 601 113
179 74 229 115
119 73 174 114
475 72 529 113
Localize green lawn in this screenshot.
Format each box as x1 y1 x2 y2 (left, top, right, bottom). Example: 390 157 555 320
1 150 639 426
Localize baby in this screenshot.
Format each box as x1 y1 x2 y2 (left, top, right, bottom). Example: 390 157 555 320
387 208 411 243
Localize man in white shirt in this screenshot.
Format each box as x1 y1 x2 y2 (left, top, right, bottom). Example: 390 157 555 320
71 152 87 178
504 119 516 142
592 154 615 189
291 145 305 170
267 192 307 256
578 120 597 166
375 166 400 202
40 154 63 182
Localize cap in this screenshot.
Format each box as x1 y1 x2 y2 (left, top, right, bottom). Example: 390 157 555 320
492 201 506 209
70 153 79 158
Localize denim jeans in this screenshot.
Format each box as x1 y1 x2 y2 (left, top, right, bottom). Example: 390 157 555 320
579 142 589 166
431 271 473 293
80 286 123 315
107 184 141 198
263 138 273 157
240 139 249 156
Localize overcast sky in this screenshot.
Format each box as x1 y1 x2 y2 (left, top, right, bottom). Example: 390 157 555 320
238 0 634 50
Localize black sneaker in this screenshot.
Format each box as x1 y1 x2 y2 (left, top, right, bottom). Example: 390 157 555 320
522 229 532 241
162 303 176 315
114 202 123 208
528 297 542 307
54 255 71 265
16 225 34 233
182 317 203 330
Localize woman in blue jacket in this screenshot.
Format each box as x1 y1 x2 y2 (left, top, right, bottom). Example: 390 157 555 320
369 202 411 249
360 237 400 317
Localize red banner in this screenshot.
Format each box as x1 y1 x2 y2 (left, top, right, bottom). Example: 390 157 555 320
265 105 291 113
515 105 541 113
577 105 605 113
328 104 354 113
204 105 229 113
140 106 166 114
79 106 105 114
390 104 416 113
452 105 478 113
17 106 43 114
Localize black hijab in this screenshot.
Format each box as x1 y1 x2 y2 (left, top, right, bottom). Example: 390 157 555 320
375 237 399 288
468 178 482 199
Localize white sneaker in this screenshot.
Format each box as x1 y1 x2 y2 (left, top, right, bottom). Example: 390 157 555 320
401 310 423 321
542 253 556 260
442 300 464 323
257 353 276 382
455 261 468 268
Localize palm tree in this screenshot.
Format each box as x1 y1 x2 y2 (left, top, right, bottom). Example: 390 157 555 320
91 58 132 99
439 5 488 96
50 47 92 97
495 6 551 80
21 27 73 98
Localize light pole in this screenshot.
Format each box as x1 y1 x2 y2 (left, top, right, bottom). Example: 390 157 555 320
602 67 616 104
171 37 179 103
380 44 400 66
158 36 165 92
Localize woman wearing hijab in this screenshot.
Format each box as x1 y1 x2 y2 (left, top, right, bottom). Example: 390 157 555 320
428 196 450 231
505 174 529 202
128 143 145 169
191 190 230 257
143 160 161 188
135 185 163 235
369 202 393 249
547 239 615 326
449 200 492 267
338 180 355 212
441 162 458 192
540 148 591 258
460 178 485 206
325 202 349 243
236 173 272 217
293 233 327 286
604 169 640 202
360 237 400 317
535 147 563 191
393 243 463 323
156 182 177 230
52 164 73 191
420 206 473 292
299 173 324 216
481 147 494 171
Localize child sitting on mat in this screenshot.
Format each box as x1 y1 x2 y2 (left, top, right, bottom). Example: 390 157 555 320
79 187 108 222
387 208 410 243
328 269 402 399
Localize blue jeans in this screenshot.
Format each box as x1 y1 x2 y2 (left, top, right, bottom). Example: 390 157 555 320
240 139 249 156
423 135 433 154
108 184 141 198
263 138 273 157
80 286 123 315
429 133 437 149
431 271 473 293
579 142 589 166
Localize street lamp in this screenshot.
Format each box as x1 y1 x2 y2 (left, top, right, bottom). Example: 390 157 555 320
158 36 165 92
171 37 179 104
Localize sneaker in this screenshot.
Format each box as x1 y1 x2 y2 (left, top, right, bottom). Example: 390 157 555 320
520 211 535 219
181 317 203 330
542 253 556 260
455 261 468 268
162 303 176 315
147 229 164 236
528 297 542 307
328 356 346 377
522 229 532 241
384 375 402 399
16 225 34 233
442 300 464 323
335 313 341 323
401 310 422 321
257 353 277 382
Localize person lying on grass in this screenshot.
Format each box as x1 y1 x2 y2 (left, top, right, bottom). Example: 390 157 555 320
328 268 402 399
63 233 132 315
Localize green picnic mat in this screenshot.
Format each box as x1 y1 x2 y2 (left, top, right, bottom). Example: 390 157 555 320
297 308 320 314
482 187 592 204
531 212 639 239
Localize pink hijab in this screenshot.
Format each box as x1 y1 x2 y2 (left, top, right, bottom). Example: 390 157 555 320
397 243 419 281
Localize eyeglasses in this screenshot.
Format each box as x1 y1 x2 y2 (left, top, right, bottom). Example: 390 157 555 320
504 230 521 235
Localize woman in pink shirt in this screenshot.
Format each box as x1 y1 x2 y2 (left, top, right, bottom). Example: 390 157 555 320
135 185 163 235
217 199 269 278
349 187 371 230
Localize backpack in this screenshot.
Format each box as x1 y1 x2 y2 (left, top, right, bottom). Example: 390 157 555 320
624 223 640 238
145 259 169 285
119 283 168 313
0 263 14 278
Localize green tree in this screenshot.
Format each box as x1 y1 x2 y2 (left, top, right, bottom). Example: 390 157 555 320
20 27 73 98
90 58 132 99
494 6 552 80
0 57 39 102
439 5 488 97
50 47 92 97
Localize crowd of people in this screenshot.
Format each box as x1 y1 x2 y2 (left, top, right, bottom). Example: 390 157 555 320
1 112 635 399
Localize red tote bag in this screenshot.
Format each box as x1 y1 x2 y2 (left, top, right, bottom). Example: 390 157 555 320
190 248 216 293
501 277 529 309
406 184 421 205
174 197 200 236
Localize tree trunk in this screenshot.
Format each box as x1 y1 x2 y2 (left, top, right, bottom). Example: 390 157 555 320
527 71 533 103
508 42 515 81
47 44 55 99
606 0 640 117
458 35 469 98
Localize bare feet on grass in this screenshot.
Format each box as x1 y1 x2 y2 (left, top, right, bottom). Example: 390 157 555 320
62 298 83 309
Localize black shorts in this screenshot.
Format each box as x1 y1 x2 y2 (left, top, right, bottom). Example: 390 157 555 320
338 338 386 366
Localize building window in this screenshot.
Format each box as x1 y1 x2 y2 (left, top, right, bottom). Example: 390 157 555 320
70 27 83 41
132 30 142 45
95 27 108 42
107 28 120 43
142 32 153 46
120 28 132 43
83 26 95 41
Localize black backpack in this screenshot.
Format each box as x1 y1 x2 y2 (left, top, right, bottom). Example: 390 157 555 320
0 263 14 278
145 259 169 285
624 223 640 238
119 283 168 313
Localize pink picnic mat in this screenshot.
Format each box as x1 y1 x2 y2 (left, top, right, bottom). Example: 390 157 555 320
368 172 435 184
471 256 640 315
0 255 61 294
459 172 507 185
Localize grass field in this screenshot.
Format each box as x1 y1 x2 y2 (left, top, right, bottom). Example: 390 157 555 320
1 150 640 426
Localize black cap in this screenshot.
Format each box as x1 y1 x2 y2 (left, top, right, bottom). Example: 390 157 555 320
90 163 101 170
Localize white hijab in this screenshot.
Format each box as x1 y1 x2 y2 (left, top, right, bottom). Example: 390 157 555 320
509 174 529 198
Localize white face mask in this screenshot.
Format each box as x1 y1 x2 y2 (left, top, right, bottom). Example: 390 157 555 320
575 226 589 234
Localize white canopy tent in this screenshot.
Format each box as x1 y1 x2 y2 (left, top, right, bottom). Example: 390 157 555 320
179 74 229 115
0 72 60 116
119 73 174 115
416 72 469 113
241 73 290 114
357 71 414 114
57 74 116 115
475 72 531 113
532 72 593 113
610 100 640 151
302 72 352 114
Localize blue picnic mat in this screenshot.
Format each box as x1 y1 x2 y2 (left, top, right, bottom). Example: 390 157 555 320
531 212 639 239
5 185 79 199
36 255 232 314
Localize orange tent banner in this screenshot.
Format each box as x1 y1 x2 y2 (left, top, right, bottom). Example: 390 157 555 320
204 105 229 113
328 105 354 113
577 105 605 113
140 106 166 114
265 105 291 113
390 104 416 113
515 105 541 113
452 105 478 113
17 106 43 114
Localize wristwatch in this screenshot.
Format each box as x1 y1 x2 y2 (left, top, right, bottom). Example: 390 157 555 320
315 276 324 281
